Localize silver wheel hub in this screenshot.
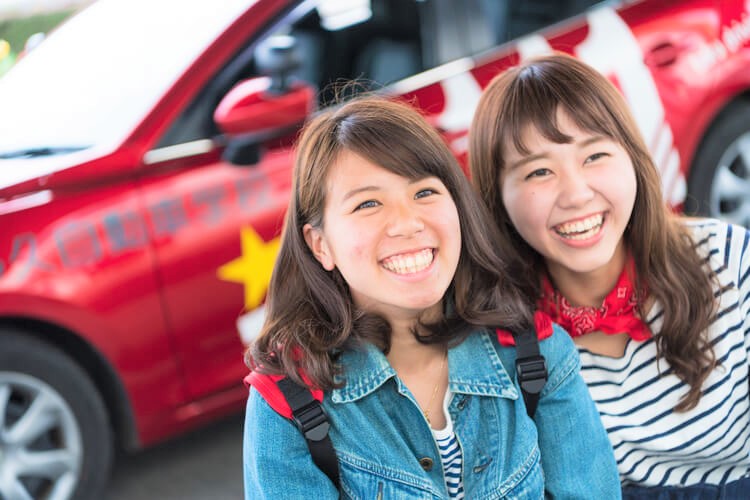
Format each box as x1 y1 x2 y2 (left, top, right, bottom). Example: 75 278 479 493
0 372 82 500
710 131 750 227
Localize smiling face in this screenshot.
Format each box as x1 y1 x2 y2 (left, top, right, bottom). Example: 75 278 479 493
501 109 637 285
304 150 461 324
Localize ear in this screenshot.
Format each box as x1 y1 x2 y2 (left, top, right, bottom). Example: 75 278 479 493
303 223 335 271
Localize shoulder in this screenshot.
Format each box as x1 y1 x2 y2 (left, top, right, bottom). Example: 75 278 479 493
681 217 749 279
490 324 579 392
680 217 749 258
244 371 324 419
538 325 580 390
243 387 340 497
243 385 314 455
245 385 295 433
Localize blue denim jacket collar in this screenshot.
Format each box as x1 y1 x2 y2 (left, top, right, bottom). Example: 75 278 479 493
331 330 518 403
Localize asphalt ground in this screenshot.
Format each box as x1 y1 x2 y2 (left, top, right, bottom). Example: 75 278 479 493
106 412 245 500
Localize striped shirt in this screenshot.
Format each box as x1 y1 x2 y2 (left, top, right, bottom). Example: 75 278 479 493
432 391 464 498
578 219 750 487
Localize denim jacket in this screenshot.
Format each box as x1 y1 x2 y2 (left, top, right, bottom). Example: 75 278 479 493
244 326 620 499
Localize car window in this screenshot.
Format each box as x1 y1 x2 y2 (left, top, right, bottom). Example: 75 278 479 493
158 0 423 148
156 0 604 149
503 0 604 41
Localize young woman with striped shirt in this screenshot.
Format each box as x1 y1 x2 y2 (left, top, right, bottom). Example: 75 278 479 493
469 54 750 498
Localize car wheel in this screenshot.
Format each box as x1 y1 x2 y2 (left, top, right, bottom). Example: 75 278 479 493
0 329 113 500
686 100 750 227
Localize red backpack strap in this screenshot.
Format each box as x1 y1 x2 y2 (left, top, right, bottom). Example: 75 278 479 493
496 311 554 346
244 371 324 419
244 371 339 489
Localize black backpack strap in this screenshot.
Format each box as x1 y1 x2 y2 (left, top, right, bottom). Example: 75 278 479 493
514 328 548 418
276 377 340 490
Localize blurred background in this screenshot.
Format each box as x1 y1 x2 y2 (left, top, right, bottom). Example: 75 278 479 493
0 0 93 77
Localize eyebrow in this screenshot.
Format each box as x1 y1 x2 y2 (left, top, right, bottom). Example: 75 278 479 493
506 135 608 171
340 177 433 202
342 185 381 202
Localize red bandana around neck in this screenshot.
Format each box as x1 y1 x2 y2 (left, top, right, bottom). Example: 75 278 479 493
538 257 651 341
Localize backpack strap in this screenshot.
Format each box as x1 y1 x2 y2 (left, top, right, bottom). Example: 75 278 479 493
244 371 324 418
513 327 548 418
496 311 551 418
276 377 340 490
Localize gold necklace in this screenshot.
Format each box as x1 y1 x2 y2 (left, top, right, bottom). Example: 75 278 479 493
423 352 447 426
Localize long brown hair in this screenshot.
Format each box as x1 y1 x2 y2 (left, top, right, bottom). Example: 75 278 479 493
469 54 717 411
248 96 532 390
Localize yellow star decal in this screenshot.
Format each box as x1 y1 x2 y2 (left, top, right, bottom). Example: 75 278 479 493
217 226 280 309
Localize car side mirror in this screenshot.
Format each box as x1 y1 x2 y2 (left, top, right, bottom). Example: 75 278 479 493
214 76 315 165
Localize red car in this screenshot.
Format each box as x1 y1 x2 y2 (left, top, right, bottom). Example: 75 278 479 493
1 0 749 498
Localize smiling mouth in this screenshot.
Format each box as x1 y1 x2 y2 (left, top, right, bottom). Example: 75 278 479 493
553 213 604 240
381 248 434 275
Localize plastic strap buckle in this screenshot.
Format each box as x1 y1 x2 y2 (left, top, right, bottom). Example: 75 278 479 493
291 402 331 442
516 355 548 395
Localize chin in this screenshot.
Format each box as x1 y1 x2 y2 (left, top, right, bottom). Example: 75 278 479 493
408 296 445 314
564 254 617 274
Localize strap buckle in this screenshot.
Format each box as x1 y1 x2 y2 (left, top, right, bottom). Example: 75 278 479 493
516 355 548 395
291 402 331 442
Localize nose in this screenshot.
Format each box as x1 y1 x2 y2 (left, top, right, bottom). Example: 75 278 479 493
557 168 595 208
385 201 424 238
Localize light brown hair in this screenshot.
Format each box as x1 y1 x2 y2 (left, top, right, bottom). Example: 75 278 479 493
248 96 532 390
469 54 717 411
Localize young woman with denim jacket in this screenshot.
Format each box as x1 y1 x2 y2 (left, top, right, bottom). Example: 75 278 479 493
243 97 620 499
469 54 750 498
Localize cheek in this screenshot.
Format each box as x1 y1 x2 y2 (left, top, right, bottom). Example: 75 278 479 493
325 223 364 262
504 185 540 226
350 244 367 261
610 162 638 218
337 227 369 259
626 167 638 207
502 187 552 248
435 204 461 238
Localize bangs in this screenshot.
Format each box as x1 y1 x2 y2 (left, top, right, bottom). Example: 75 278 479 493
500 65 624 156
337 113 449 182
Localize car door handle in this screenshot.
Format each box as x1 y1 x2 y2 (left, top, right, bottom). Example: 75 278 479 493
644 41 680 68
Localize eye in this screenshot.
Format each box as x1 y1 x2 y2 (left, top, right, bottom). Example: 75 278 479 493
353 199 380 212
584 152 610 164
524 168 551 180
415 188 437 199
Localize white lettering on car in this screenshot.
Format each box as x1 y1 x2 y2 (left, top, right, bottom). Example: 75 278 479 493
687 11 750 74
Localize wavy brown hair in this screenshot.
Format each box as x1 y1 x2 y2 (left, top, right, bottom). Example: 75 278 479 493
248 96 533 390
469 54 717 411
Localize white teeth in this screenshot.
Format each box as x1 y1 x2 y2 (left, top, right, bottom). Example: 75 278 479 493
555 213 604 239
382 249 433 274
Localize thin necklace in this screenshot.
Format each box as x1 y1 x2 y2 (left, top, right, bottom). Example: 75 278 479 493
423 352 447 426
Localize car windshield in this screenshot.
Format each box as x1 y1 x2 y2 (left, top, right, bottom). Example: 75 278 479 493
0 0 255 156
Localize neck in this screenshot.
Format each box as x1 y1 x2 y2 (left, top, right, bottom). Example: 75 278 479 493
387 329 445 373
546 242 628 307
361 301 445 371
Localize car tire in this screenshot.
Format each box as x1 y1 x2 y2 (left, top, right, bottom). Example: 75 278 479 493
686 99 750 227
0 328 113 500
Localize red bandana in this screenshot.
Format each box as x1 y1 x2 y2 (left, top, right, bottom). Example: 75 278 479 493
537 258 651 341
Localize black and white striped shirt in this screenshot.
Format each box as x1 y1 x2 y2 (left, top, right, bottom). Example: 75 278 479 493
432 391 465 498
578 219 750 487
